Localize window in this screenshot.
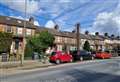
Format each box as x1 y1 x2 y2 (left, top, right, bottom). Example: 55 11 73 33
57 37 61 42
17 27 23 35
51 52 56 56
26 29 31 35
57 45 62 51
6 26 12 33
0 27 3 32
64 38 67 43
72 39 75 44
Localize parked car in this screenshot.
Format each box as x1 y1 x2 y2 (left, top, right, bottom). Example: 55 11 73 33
49 51 73 64
105 49 118 57
95 52 112 59
70 50 94 61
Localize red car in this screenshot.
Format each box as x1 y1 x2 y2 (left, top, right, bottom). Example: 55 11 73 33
49 51 73 64
95 52 112 59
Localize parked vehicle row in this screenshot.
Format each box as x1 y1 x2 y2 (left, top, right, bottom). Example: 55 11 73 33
49 50 112 64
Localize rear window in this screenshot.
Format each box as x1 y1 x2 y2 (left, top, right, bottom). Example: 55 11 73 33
51 52 56 56
80 51 88 55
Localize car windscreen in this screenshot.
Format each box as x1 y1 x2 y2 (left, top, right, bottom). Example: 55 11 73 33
80 51 89 55
51 52 56 56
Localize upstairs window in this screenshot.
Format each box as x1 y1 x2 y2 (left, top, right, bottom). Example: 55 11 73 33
26 29 31 36
17 27 23 35
6 26 12 33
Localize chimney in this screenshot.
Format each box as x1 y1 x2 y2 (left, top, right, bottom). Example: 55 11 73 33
95 32 99 36
85 30 89 35
117 36 120 39
104 33 108 37
72 29 76 33
29 17 34 24
54 24 59 31
111 34 115 38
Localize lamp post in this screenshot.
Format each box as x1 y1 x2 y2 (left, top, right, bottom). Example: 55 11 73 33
20 0 27 66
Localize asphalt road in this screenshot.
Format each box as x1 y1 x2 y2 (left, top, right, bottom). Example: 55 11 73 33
1 58 120 82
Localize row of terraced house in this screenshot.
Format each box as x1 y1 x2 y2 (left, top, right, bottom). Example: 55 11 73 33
0 15 120 59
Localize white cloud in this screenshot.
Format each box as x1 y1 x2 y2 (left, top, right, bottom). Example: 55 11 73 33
45 20 55 28
34 21 40 26
0 0 39 14
91 3 120 35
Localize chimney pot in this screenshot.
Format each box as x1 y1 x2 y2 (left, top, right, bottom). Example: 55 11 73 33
29 17 34 24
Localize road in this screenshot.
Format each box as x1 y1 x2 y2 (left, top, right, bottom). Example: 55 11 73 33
1 58 120 82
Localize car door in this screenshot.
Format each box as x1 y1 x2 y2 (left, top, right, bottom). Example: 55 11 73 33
65 53 71 62
60 52 66 62
63 53 69 62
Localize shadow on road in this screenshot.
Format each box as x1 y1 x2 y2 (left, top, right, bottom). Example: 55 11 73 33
63 69 120 82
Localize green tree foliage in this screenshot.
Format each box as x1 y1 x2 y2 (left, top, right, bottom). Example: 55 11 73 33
30 31 55 52
83 40 91 51
25 31 55 57
0 32 12 53
24 39 33 58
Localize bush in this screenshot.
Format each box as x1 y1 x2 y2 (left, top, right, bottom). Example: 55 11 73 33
0 32 12 53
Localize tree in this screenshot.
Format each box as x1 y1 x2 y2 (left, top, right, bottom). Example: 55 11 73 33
29 30 55 53
83 40 91 51
0 32 12 53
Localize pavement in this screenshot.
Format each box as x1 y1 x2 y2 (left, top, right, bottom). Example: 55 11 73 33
1 57 120 82
0 60 53 76
0 60 52 68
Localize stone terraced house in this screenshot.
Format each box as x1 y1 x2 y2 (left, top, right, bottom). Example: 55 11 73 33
0 15 120 59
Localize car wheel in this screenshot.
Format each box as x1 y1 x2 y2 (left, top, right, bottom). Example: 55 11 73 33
92 56 94 60
80 57 83 61
56 59 60 64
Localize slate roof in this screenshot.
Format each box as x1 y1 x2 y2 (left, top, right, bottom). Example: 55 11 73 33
0 15 119 41
36 27 106 40
0 15 35 29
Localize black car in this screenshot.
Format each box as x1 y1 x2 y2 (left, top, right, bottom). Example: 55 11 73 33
70 50 94 61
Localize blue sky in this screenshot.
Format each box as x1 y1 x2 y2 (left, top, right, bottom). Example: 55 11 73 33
0 0 120 35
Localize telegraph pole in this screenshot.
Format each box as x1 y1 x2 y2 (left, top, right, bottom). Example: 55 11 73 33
76 23 80 51
21 0 27 66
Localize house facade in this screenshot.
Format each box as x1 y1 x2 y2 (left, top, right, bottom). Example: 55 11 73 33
0 15 120 59
37 27 112 52
0 15 36 60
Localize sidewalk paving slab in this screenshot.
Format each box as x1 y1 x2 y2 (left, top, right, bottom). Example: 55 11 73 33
0 60 53 76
